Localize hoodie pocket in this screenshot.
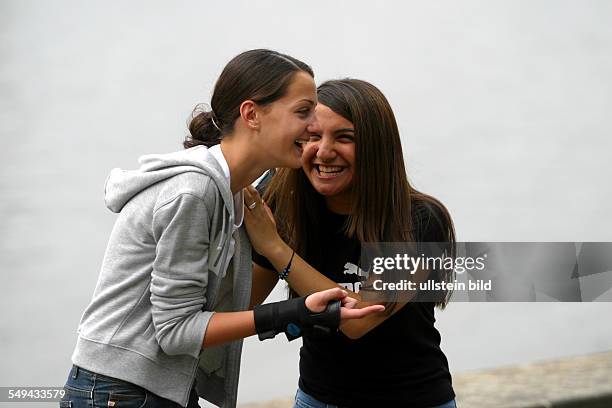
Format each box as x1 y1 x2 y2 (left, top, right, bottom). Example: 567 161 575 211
109 286 159 359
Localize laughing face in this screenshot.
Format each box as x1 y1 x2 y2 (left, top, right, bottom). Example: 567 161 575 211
303 104 356 212
257 71 317 168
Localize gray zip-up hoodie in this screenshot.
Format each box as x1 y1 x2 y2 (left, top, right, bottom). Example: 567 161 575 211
71 146 252 407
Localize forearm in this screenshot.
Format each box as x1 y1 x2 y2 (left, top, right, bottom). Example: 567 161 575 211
202 311 256 348
249 264 279 309
265 240 358 298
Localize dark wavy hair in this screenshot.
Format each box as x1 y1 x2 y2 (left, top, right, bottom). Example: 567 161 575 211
264 79 456 309
184 49 314 148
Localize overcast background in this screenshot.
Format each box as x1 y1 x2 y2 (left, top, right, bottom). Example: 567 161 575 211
1 0 611 406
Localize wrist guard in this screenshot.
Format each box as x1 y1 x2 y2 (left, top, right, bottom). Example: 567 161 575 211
253 297 341 341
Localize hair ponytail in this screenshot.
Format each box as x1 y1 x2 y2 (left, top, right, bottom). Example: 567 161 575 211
184 104 222 148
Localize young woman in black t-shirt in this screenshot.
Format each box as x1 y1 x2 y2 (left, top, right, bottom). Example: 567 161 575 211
244 79 458 407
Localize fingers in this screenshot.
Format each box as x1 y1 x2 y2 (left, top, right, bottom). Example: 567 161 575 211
243 205 252 222
244 186 262 208
305 288 348 313
246 185 259 196
316 287 348 303
340 304 385 320
244 185 254 202
264 202 274 218
244 186 263 212
305 289 384 320
341 296 359 309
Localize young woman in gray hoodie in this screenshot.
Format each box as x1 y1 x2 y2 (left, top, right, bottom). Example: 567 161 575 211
61 49 383 408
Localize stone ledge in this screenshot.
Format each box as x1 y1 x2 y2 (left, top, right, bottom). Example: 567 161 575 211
239 351 612 408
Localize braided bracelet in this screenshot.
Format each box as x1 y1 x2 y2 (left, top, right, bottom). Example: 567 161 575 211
279 250 295 280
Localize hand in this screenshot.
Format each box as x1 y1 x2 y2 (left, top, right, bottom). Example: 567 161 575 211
305 287 385 320
243 185 282 256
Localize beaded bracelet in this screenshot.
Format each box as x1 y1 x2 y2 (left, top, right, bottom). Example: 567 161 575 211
279 250 295 280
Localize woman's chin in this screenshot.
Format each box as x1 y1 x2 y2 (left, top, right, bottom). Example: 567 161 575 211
312 183 341 197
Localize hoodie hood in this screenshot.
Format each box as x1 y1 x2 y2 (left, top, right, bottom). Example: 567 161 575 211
104 145 234 215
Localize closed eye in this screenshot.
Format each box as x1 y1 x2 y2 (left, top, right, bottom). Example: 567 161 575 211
297 108 312 117
338 135 354 142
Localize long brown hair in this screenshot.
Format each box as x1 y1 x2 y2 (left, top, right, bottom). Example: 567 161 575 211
264 79 455 308
184 49 313 148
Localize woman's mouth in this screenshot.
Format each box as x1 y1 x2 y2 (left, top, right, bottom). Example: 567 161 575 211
314 164 346 179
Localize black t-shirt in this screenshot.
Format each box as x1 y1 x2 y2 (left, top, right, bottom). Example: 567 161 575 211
252 201 455 407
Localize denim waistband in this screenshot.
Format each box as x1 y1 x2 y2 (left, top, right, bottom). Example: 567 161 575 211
69 365 130 385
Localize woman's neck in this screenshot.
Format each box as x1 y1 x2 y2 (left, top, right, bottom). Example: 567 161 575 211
219 137 268 194
324 193 352 215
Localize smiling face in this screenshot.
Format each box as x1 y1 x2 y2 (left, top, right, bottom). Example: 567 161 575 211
256 71 317 169
302 104 356 213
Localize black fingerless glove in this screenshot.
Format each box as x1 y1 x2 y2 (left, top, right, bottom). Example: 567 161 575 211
253 297 341 341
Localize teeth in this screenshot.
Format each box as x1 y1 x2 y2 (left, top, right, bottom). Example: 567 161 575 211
318 165 343 173
294 139 307 145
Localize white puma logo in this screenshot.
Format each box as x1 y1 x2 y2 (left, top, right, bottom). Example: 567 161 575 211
340 262 368 292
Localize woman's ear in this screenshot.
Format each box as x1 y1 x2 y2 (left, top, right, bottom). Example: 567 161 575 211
239 100 260 130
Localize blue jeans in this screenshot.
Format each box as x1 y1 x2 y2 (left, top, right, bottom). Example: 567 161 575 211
294 388 457 408
60 365 200 408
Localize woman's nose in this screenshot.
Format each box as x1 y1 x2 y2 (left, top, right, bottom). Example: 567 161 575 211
316 138 336 161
